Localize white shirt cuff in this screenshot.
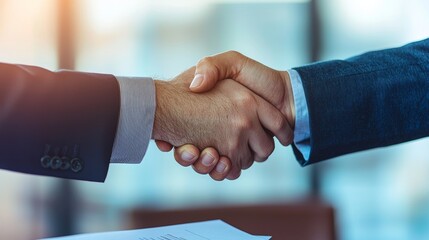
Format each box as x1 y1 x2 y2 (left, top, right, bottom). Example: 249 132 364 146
287 69 311 161
110 76 156 163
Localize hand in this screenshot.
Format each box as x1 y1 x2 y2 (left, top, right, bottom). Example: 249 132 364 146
170 51 296 176
152 67 291 180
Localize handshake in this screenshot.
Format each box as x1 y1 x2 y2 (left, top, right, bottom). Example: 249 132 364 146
0 39 422 182
152 51 296 181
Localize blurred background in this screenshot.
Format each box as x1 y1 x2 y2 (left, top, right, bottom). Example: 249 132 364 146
0 0 428 239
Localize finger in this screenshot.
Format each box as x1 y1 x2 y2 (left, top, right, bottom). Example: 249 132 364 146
209 156 232 181
226 166 241 180
155 140 173 152
248 126 275 165
190 51 248 92
173 144 200 167
225 147 249 180
227 136 255 171
192 147 220 175
256 97 294 146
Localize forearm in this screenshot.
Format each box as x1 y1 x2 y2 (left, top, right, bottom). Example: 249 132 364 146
294 38 429 164
0 63 119 181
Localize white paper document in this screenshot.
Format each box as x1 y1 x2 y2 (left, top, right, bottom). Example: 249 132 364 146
41 220 271 240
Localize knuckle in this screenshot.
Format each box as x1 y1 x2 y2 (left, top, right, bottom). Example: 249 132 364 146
240 117 253 129
272 116 287 133
234 117 253 131
285 132 294 145
228 138 240 153
229 154 242 169
227 168 241 180
261 141 275 160
242 159 254 170
197 56 214 67
238 150 253 170
226 50 242 59
236 91 256 106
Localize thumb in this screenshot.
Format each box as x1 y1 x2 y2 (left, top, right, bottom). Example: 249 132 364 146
189 51 247 93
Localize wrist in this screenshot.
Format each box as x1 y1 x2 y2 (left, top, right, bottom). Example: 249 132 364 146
152 80 169 141
152 80 190 146
279 70 295 129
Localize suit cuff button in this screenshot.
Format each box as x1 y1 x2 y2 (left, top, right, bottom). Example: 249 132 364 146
70 158 83 173
40 156 51 168
50 156 62 170
60 157 70 170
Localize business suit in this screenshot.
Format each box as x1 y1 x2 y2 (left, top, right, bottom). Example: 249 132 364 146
292 39 429 165
0 63 120 181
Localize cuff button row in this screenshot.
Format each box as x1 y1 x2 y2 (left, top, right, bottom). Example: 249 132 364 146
40 155 83 173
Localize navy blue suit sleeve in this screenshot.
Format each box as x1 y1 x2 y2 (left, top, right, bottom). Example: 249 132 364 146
0 63 120 181
293 38 429 165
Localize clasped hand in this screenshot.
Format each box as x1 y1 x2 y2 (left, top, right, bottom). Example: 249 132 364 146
152 51 295 181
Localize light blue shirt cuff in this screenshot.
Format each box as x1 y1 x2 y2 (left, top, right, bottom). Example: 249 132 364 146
287 69 311 161
110 76 156 163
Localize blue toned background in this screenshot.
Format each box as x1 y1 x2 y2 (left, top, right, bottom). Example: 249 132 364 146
0 0 428 239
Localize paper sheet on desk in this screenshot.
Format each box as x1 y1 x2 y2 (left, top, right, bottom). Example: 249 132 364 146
41 220 271 240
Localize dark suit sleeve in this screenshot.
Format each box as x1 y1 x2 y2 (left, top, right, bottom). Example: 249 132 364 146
0 63 120 181
292 38 429 165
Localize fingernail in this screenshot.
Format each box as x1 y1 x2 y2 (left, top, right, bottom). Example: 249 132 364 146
181 151 196 162
216 162 227 173
201 153 215 166
190 74 204 88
